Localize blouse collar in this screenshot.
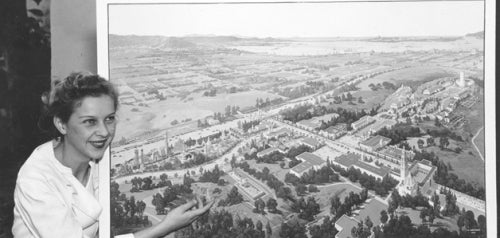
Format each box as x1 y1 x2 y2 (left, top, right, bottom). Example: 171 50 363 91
41 141 103 223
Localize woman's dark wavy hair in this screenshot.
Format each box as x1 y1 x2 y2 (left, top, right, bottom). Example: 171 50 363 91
39 72 119 139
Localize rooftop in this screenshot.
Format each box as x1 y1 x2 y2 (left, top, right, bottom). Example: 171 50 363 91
291 160 315 174
355 119 397 137
313 146 343 161
296 152 325 166
268 127 293 137
352 115 374 126
335 153 391 178
297 119 320 129
291 152 326 175
335 215 359 238
334 153 360 167
351 115 376 129
408 160 437 186
419 159 433 166
324 124 348 134
324 126 338 134
301 137 322 148
313 113 339 122
257 147 280 157
360 135 392 148
355 161 391 178
379 146 414 159
254 123 269 131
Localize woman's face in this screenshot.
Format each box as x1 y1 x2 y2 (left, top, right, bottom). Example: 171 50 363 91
60 95 117 161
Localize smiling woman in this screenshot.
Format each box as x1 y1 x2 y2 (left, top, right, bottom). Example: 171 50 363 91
11 72 214 238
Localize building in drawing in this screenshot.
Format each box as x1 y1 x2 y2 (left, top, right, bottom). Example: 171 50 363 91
398 150 437 197
290 152 326 177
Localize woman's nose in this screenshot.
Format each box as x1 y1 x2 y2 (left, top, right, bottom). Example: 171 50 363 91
96 122 111 137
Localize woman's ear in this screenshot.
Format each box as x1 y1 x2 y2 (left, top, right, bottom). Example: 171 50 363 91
53 117 67 135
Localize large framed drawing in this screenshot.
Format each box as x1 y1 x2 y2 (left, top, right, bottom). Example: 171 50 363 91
96 0 496 237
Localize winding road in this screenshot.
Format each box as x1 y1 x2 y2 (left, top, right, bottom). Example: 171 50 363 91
471 126 484 161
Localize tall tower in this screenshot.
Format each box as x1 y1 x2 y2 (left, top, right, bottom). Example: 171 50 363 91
134 148 139 166
140 149 144 164
398 149 407 195
399 149 416 195
205 138 212 154
457 72 466 87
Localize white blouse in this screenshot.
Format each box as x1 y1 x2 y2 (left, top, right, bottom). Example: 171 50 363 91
11 141 134 238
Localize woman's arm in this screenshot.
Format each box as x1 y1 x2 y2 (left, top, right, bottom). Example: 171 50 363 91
132 196 215 238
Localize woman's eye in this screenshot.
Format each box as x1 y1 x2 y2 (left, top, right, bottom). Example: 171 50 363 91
106 116 116 123
84 119 96 125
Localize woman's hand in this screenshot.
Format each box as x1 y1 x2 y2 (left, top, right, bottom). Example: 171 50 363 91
133 196 215 238
160 196 215 233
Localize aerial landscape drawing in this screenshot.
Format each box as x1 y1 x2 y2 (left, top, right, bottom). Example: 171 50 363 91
100 1 490 237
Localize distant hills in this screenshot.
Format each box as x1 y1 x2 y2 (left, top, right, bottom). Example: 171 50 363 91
364 31 484 43
109 34 289 48
109 35 196 48
365 36 462 43
465 31 484 39
109 31 484 48
109 34 253 48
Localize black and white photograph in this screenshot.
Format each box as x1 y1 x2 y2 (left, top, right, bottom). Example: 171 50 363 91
0 0 495 238
96 0 496 237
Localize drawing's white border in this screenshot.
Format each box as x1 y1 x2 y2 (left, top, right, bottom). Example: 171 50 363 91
96 0 496 237
483 0 496 237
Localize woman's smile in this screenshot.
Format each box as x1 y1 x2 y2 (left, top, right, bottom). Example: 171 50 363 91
88 139 108 149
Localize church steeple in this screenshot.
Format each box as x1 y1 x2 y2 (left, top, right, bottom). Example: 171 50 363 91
399 148 417 196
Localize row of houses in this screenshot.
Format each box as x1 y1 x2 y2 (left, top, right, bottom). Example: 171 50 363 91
350 115 376 132
288 141 397 181
331 153 392 180
229 169 266 202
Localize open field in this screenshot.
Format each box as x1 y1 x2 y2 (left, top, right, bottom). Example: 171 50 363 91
407 136 431 151
426 144 485 187
325 89 393 112
399 120 485 187
216 202 283 238
189 90 283 112
246 160 291 182
456 90 484 137
218 202 283 227
357 66 455 90
396 207 459 232
115 89 283 139
115 101 211 139
314 183 363 211
352 90 392 110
